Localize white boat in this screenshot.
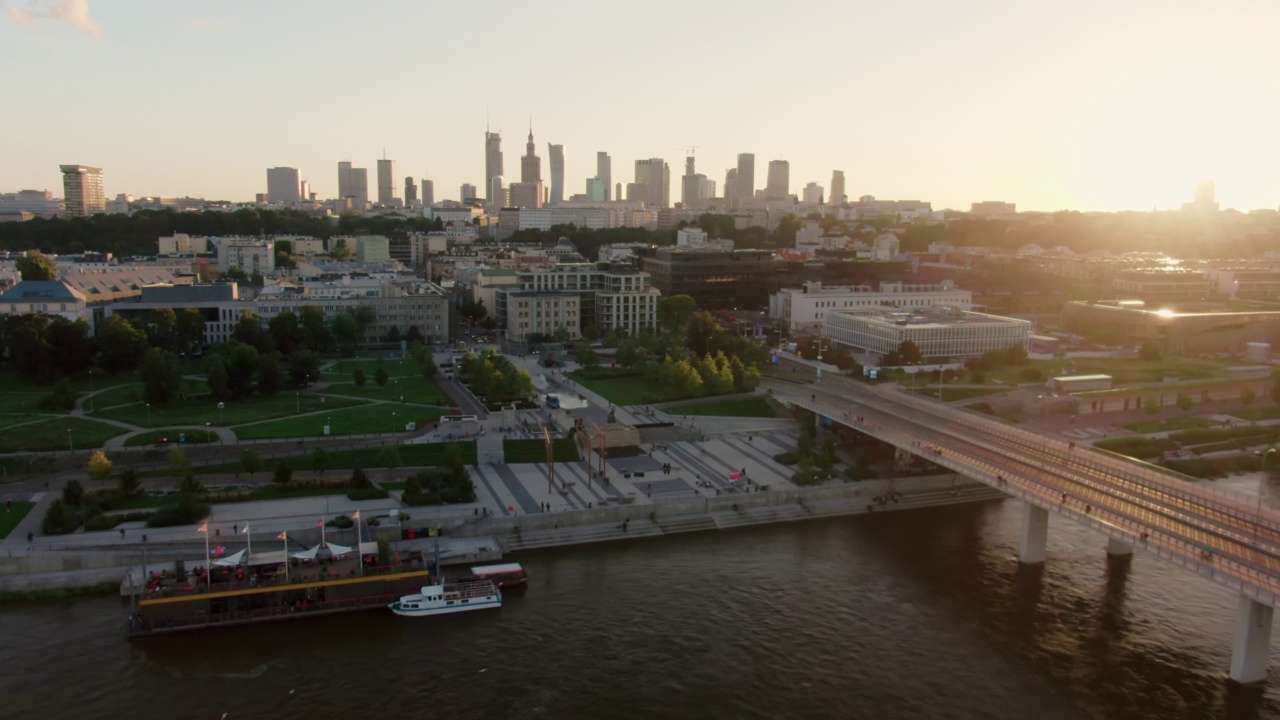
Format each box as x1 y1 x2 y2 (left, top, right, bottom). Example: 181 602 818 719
389 579 502 617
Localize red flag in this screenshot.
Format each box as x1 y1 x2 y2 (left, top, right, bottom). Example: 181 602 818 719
316 520 323 527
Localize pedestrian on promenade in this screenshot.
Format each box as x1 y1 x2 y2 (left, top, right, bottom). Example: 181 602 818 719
120 528 125 539
26 531 33 546
233 524 238 534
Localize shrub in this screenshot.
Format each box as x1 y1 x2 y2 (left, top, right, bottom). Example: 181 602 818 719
347 487 389 501
42 499 80 535
329 514 355 529
273 462 293 486
118 469 141 498
773 451 801 465
84 514 123 531
1018 368 1043 382
146 494 210 527
61 479 85 507
351 466 371 489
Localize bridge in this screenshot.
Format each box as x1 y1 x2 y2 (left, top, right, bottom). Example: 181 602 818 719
776 375 1280 684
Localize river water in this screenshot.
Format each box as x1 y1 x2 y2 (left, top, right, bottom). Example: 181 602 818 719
2 492 1278 720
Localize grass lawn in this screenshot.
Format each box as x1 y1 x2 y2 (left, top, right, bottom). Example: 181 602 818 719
323 374 450 404
232 405 450 440
1121 417 1216 433
173 441 479 478
0 417 127 453
568 371 697 405
504 438 580 463
1231 407 1280 421
323 358 423 380
87 382 144 411
761 366 815 384
124 428 219 447
0 501 34 539
0 391 62 415
983 357 1227 387
94 392 367 429
674 397 778 418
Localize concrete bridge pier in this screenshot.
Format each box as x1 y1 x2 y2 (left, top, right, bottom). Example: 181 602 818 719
1230 596 1274 685
1018 502 1049 564
1106 538 1133 556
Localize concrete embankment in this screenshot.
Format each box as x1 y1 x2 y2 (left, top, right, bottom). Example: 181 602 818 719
451 474 1008 553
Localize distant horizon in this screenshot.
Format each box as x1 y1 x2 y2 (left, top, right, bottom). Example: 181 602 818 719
3 1 1278 213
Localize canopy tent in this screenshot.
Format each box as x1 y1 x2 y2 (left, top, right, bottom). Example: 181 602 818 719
212 549 246 567
291 544 321 561
247 550 289 567
325 542 354 558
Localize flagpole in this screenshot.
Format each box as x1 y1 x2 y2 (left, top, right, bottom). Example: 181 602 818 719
281 532 289 584
201 524 210 589
354 511 363 577
245 523 252 560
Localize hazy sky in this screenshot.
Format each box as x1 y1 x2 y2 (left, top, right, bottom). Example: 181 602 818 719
4 0 1279 212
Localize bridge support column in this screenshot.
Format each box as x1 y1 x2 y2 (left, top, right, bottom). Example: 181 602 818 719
1231 596 1273 684
1018 503 1049 564
1106 538 1133 556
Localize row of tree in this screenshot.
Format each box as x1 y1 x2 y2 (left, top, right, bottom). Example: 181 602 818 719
458 350 535 403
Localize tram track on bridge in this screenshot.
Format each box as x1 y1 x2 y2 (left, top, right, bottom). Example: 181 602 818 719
783 385 1280 602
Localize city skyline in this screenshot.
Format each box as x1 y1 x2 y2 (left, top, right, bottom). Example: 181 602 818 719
3 0 1279 212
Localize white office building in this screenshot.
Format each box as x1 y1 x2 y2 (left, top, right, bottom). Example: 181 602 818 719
823 306 1031 365
215 238 275 276
770 280 973 334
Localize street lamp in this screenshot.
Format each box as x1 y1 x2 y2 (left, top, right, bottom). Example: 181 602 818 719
88 369 94 413
145 403 151 426
67 428 73 452
296 392 300 413
218 401 225 426
205 421 211 443
392 412 397 434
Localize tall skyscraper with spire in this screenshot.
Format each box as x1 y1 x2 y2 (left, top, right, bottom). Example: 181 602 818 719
521 123 541 183
548 143 564 205
377 156 397 204
485 126 503 207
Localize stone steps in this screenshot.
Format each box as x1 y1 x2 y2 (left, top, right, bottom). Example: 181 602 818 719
656 514 718 534
501 520 662 552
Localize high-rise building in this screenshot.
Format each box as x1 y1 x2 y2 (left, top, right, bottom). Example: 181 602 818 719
597 152 612 201
724 168 738 203
521 126 541 183
680 155 711 210
735 154 755 205
266 167 301 205
349 168 369 209
802 182 824 205
635 158 669 208
485 129 503 205
405 176 418 206
766 160 790 200
338 161 354 200
830 170 846 206
586 178 606 202
377 157 397 204
462 183 479 203
508 181 543 209
300 180 311 202
421 179 435 208
60 165 104 218
548 143 564 205
60 165 104 217
615 182 622 202
626 183 650 205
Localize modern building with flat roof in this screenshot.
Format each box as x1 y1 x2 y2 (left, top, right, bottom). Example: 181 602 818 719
824 306 1031 365
60 165 105 218
1062 300 1280 355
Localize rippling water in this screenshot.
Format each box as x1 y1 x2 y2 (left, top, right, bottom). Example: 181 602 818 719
2 497 1278 720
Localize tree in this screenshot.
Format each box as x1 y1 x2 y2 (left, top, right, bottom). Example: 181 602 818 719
141 348 182 406
328 238 353 261
288 349 322 387
552 325 571 343
311 447 331 478
175 308 206 356
351 465 371 489
268 310 302 357
898 340 923 365
1271 380 1280 406
16 250 57 281
353 368 367 388
225 342 260 399
61 478 85 507
117 468 140 498
387 326 401 345
405 325 424 344
205 353 231 402
146 308 180 352
1144 395 1160 416
42 499 79 535
273 461 293 486
167 448 190 478
233 313 272 354
179 474 204 496
299 305 332 352
379 445 402 472
1138 341 1163 362
576 343 599 368
45 316 93 378
96 315 149 375
241 448 263 480
257 352 284 396
1177 394 1194 415
332 312 360 355
685 311 722 358
87 451 113 481
374 366 389 387
1243 388 1258 408
657 294 697 332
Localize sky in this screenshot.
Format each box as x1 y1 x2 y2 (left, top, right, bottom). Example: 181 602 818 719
3 0 1279 213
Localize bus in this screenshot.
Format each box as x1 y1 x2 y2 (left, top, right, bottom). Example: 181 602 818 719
467 563 527 589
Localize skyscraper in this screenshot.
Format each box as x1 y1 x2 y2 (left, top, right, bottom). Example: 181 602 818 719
485 129 503 205
735 153 755 205
404 176 418 206
680 155 710 209
586 178 606 202
421 179 435 208
724 168 738 203
548 143 564 205
60 165 104 218
802 182 824 205
349 168 369 209
635 158 669 208
766 160 790 200
462 183 479 203
338 161 354 200
830 170 846 206
377 157 397 204
597 152 612 201
521 125 541 183
266 167 301 204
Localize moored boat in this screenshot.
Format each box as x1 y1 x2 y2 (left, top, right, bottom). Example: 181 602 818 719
389 579 501 617
466 562 528 589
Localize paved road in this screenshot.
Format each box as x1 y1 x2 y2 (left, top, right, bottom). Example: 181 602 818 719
780 373 1280 607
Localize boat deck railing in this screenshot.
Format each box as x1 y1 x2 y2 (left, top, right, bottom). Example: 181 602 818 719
134 558 427 600
129 592 399 636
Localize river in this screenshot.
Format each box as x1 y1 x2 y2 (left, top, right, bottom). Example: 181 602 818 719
2 491 1278 720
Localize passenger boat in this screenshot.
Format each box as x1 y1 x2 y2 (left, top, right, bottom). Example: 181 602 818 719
388 579 501 617
467 562 528 589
